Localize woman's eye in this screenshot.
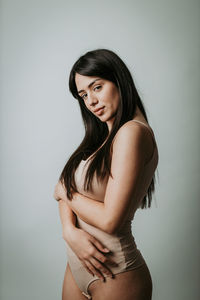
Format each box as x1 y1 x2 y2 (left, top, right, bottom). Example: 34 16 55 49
81 94 87 100
81 86 101 100
94 85 101 91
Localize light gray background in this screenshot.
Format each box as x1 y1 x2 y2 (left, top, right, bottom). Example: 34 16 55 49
1 0 199 299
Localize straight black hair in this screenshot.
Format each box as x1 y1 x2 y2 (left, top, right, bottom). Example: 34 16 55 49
59 48 156 209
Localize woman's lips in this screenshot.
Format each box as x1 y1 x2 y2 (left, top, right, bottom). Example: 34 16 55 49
95 106 105 115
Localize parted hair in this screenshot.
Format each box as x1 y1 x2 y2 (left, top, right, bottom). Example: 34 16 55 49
59 48 156 209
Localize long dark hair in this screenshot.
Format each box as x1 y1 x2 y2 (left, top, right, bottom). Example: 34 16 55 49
59 48 156 209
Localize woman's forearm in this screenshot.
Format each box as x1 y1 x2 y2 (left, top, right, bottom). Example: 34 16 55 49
54 181 108 232
67 193 108 232
58 199 77 240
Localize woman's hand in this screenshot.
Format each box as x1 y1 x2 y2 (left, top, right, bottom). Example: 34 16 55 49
53 181 117 279
64 226 117 281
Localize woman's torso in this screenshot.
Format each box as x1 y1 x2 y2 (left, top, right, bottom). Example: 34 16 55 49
66 120 159 272
75 119 158 224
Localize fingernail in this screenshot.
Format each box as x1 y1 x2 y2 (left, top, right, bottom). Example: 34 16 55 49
104 248 110 252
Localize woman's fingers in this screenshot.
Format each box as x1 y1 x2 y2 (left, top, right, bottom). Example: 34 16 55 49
83 260 105 282
91 238 110 253
89 257 114 279
95 251 118 267
91 239 118 267
81 261 95 277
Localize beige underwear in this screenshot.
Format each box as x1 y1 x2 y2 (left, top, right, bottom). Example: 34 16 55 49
66 221 146 299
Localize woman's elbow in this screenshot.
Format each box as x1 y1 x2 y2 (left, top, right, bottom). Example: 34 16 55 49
103 219 118 235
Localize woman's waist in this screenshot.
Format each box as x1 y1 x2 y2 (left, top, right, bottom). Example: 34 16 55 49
66 232 145 273
77 216 132 235
76 217 136 251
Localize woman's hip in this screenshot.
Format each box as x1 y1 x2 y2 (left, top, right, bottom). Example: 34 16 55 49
88 263 153 300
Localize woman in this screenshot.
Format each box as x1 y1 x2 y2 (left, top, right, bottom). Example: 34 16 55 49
54 48 159 300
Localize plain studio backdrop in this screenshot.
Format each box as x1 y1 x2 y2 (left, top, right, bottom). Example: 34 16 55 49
0 0 199 299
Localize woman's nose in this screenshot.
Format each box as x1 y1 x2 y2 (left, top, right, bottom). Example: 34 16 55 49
88 94 98 106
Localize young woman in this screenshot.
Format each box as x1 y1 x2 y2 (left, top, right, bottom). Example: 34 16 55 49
54 49 159 300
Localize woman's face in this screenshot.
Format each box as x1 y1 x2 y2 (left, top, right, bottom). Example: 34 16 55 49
75 73 120 132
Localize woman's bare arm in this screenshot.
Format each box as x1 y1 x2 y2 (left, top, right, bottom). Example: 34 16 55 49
54 185 117 280
54 182 77 238
58 199 77 239
66 123 152 234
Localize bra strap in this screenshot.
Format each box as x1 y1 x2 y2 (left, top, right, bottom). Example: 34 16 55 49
131 120 156 143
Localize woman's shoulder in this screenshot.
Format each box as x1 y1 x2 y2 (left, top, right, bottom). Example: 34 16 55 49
110 120 155 163
112 119 152 144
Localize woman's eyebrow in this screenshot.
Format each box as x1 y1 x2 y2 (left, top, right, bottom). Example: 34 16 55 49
78 78 101 94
